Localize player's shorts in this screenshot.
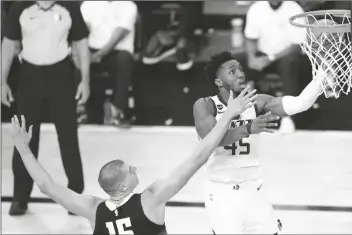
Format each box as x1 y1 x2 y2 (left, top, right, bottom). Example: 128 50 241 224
203 179 281 234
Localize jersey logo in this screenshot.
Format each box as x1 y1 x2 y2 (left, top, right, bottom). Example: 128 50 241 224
114 209 118 217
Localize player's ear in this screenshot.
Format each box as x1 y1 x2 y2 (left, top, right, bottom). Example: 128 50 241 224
119 184 128 192
214 78 223 87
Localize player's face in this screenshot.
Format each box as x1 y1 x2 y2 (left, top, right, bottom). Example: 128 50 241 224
122 164 139 191
217 60 246 93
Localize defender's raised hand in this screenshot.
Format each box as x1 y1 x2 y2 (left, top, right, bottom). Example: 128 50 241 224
249 112 279 134
227 86 258 117
11 115 33 150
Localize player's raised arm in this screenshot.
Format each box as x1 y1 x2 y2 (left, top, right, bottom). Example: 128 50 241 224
11 115 102 223
194 87 278 146
145 89 256 205
193 87 256 147
257 74 324 117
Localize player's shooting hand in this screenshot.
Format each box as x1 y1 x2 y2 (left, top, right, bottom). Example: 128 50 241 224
249 112 279 134
227 86 258 117
11 115 33 151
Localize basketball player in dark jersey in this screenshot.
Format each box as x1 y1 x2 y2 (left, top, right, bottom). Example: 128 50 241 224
193 51 327 234
10 88 277 234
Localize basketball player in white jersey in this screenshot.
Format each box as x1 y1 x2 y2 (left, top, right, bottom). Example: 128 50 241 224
193 51 326 234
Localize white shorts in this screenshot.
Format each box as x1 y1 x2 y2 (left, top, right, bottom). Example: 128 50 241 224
203 179 281 234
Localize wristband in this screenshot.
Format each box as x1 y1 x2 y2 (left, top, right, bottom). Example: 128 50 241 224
246 121 252 134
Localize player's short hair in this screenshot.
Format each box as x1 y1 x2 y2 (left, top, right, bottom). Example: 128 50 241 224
98 159 125 194
205 51 237 86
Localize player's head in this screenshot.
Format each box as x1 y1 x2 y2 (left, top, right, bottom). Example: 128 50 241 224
98 160 139 196
268 0 282 10
205 51 246 93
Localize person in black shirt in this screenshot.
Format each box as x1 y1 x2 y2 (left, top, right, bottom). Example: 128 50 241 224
10 88 277 234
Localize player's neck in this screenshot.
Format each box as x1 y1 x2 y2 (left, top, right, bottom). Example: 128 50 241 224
37 1 55 7
109 192 133 204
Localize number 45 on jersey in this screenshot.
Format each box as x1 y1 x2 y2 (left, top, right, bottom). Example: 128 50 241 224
224 120 251 155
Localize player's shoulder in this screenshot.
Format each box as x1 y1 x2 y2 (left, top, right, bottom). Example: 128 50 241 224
193 97 216 117
282 1 304 13
248 1 266 12
80 1 96 15
7 1 34 15
119 1 137 9
111 1 137 13
57 1 83 15
246 1 271 19
90 196 105 211
284 1 304 9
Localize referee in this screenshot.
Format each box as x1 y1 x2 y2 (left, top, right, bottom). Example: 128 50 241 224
1 1 90 216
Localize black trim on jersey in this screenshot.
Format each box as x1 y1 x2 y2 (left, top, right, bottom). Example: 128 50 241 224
254 103 259 117
217 94 227 106
217 94 240 119
207 97 217 117
36 1 56 11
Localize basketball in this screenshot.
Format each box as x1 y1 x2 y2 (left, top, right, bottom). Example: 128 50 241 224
308 19 339 51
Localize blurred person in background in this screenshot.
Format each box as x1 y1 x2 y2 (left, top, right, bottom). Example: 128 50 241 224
138 1 203 71
244 1 306 134
78 1 137 127
1 1 90 216
297 1 352 11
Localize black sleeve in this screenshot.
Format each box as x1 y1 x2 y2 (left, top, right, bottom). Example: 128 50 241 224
3 2 24 40
66 2 89 42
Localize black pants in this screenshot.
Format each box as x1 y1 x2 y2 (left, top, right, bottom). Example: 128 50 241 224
12 58 84 203
90 49 134 112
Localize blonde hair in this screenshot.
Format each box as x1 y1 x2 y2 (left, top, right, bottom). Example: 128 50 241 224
98 160 126 194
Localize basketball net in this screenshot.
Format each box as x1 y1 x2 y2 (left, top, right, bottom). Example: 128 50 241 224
290 10 351 98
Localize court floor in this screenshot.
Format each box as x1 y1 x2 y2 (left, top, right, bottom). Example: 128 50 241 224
2 124 352 234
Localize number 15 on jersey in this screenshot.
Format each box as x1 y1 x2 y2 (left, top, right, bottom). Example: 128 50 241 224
106 218 134 234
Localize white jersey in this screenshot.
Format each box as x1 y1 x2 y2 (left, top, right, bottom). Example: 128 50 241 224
204 95 263 184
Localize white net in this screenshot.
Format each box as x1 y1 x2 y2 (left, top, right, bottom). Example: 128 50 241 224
292 12 351 98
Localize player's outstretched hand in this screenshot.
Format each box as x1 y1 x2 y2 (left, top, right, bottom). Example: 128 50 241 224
249 112 279 134
227 86 258 117
11 115 33 151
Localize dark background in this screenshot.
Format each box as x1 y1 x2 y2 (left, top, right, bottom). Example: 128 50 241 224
2 0 352 130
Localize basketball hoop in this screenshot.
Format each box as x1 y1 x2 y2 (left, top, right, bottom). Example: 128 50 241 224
289 10 351 98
